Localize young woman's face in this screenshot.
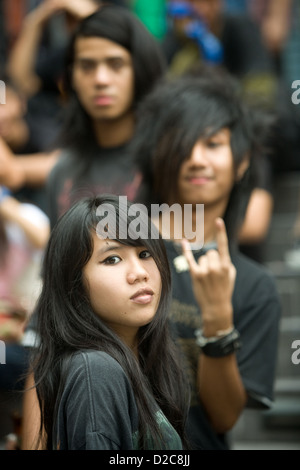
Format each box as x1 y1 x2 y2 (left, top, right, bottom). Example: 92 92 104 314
177 128 235 208
83 232 162 342
72 36 135 121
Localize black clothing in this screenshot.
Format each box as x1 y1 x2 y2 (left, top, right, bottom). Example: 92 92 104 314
165 241 281 450
54 350 183 450
47 143 141 228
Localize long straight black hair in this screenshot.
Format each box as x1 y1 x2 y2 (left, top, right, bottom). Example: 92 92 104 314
31 194 189 449
56 4 166 157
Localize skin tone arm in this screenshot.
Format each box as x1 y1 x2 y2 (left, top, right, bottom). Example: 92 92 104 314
182 218 247 433
0 195 50 249
238 188 274 244
0 85 29 151
261 0 293 54
7 0 101 97
0 136 59 190
21 372 44 450
0 309 27 343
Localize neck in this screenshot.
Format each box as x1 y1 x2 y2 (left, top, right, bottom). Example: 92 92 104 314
113 326 139 359
157 200 228 245
93 111 135 148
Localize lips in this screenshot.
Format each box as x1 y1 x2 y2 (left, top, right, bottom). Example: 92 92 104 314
186 175 212 184
130 288 154 304
94 95 114 106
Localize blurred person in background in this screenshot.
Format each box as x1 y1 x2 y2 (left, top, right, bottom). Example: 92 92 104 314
0 0 129 211
0 3 166 226
161 0 300 260
19 4 166 449
130 68 281 449
0 186 49 450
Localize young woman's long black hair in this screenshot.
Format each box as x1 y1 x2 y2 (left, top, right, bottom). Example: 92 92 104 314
31 194 189 449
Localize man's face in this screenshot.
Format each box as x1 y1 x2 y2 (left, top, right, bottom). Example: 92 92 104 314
176 128 235 208
72 36 135 121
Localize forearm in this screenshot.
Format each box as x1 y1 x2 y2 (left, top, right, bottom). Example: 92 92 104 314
197 305 247 433
265 0 293 20
197 353 247 433
182 220 248 432
0 136 59 189
0 137 25 189
261 0 293 52
16 150 59 187
238 189 273 244
7 12 45 97
0 196 49 248
21 372 44 450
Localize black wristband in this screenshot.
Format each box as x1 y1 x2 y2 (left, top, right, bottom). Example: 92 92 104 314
195 328 242 358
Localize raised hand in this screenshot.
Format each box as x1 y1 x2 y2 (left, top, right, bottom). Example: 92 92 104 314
181 218 236 336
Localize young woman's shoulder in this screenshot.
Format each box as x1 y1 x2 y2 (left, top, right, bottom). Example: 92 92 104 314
56 350 140 450
68 350 128 381
62 350 138 423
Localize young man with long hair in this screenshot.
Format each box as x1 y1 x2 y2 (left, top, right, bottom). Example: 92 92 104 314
131 68 281 449
0 4 166 226
46 4 165 226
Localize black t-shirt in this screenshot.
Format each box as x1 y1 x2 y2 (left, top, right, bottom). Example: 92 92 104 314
46 143 141 228
54 350 183 450
164 241 281 450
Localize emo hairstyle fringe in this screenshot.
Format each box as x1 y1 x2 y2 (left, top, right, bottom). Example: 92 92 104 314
31 194 189 449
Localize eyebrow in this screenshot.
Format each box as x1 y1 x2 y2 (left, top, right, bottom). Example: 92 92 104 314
75 55 128 63
95 243 126 256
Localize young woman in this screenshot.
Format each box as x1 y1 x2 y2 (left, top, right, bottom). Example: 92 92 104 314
20 5 167 449
131 68 281 449
30 194 189 450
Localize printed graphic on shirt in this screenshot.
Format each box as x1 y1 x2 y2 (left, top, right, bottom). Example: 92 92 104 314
132 410 182 450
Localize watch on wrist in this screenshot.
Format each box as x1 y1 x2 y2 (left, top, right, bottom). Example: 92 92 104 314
195 327 242 357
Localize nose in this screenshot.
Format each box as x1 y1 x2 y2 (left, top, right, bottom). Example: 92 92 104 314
187 141 208 166
126 257 149 284
94 64 110 85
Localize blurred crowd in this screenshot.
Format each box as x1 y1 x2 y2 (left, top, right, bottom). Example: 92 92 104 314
0 0 300 450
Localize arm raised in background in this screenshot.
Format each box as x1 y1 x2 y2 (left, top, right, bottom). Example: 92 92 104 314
0 193 49 249
261 0 293 54
7 0 100 98
181 219 247 434
0 136 59 190
238 188 274 244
